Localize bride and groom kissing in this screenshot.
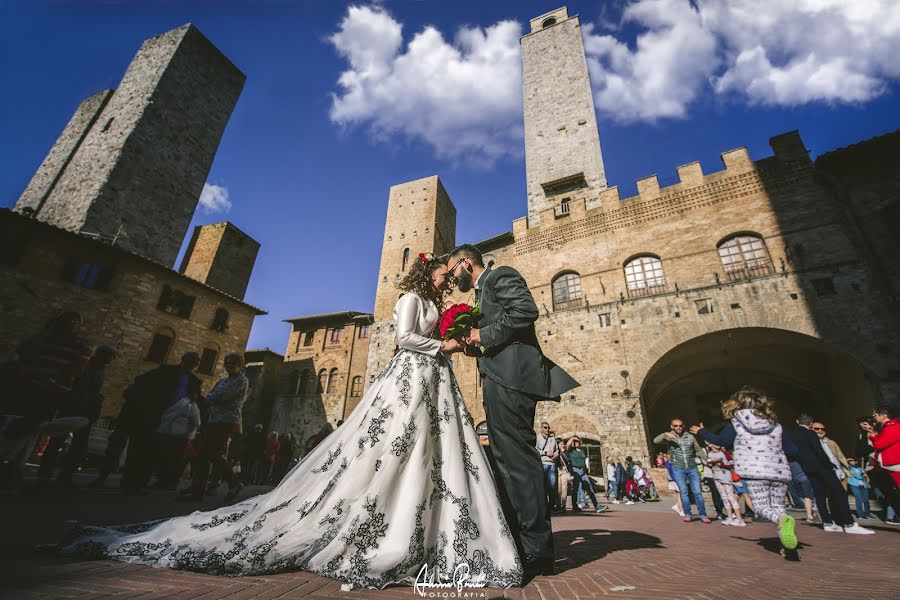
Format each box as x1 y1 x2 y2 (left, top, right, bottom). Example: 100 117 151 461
55 244 579 589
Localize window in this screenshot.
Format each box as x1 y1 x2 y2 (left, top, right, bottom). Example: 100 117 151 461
358 324 370 339
718 234 773 281
552 272 583 310
326 368 338 393
557 198 571 216
146 331 174 364
330 327 343 344
542 17 557 27
198 347 218 375
401 248 410 272
812 277 836 297
211 308 229 332
351 376 363 397
317 368 328 393
62 257 115 291
624 255 666 298
303 331 315 347
598 313 612 327
695 298 714 315
299 369 312 394
157 284 195 318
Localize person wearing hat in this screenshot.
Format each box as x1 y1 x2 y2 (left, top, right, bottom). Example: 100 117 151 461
39 345 119 486
119 352 202 496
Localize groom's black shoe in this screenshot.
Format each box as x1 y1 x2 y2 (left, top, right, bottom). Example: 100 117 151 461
523 554 554 579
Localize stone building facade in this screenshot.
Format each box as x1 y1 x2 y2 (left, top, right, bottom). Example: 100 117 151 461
0 211 265 420
361 7 900 462
243 348 284 434
269 311 374 453
13 24 245 267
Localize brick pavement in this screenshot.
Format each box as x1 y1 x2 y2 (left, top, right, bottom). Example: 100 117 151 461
3 474 900 600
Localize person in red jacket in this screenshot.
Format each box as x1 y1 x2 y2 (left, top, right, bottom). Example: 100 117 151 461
263 431 280 484
868 405 900 488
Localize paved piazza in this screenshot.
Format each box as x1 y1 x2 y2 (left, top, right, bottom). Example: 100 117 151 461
3 471 900 600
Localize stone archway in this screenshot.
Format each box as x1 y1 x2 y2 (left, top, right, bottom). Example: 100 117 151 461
639 327 881 454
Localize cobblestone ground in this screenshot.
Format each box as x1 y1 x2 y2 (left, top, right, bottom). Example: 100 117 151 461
3 471 900 600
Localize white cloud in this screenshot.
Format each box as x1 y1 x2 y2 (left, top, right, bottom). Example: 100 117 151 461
328 5 523 165
199 183 232 214
328 1 900 144
584 0 900 123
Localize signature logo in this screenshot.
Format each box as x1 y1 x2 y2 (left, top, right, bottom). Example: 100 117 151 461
414 563 487 598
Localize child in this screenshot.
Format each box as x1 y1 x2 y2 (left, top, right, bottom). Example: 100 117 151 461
694 387 800 556
847 458 872 519
706 443 745 526
665 457 684 517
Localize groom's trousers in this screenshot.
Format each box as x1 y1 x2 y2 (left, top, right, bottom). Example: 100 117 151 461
482 376 554 561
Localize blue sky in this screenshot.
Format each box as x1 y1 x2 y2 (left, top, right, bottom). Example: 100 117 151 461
3 0 899 354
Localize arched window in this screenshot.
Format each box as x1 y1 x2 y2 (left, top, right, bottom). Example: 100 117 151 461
326 368 339 393
317 368 328 393
552 271 583 311
299 369 312 394
624 255 666 298
718 234 773 280
350 376 363 397
542 17 557 28
211 308 229 332
401 248 410 272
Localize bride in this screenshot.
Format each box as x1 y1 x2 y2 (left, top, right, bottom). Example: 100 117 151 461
57 253 524 589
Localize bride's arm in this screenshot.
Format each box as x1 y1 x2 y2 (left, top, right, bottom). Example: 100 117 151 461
395 294 442 356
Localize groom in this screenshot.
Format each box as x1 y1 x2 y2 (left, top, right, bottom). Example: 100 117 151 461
448 244 579 578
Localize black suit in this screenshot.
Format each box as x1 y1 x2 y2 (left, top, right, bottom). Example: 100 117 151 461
789 426 853 526
475 266 579 562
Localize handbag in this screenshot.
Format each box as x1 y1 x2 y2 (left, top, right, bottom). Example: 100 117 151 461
731 470 741 482
158 397 193 438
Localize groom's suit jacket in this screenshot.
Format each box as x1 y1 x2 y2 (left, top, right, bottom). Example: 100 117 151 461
475 266 579 400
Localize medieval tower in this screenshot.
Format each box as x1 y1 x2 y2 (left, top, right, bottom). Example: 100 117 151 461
14 24 245 267
180 222 260 300
522 7 607 226
364 176 457 386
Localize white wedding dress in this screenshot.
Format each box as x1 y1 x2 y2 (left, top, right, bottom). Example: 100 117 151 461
60 293 524 589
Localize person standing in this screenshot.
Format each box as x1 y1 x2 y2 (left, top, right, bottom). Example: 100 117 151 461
846 458 873 519
120 352 202 496
566 437 607 513
605 458 618 502
864 405 900 521
450 244 579 578
273 432 295 483
556 438 574 511
179 353 249 502
39 345 118 486
812 422 850 489
654 419 710 523
535 422 561 514
789 413 873 534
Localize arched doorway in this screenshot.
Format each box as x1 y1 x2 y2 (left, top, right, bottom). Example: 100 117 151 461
640 328 881 455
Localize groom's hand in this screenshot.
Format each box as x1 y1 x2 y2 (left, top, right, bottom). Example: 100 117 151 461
467 328 481 345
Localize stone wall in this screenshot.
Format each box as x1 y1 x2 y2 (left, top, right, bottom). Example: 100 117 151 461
0 212 264 419
14 24 245 267
180 222 260 300
522 7 607 227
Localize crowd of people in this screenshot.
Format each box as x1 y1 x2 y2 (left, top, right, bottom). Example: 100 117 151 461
0 310 336 497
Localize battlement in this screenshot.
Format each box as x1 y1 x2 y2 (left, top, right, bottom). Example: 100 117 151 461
525 130 812 233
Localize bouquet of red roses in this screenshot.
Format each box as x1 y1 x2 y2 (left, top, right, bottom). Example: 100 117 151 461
439 303 481 340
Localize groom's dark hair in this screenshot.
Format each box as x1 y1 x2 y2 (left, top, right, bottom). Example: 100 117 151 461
449 244 484 267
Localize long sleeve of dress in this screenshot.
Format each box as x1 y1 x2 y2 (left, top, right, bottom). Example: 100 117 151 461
394 294 441 356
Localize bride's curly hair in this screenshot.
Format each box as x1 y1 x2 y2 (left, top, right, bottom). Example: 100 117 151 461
398 253 450 312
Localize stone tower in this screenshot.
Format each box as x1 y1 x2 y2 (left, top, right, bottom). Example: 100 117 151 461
521 7 607 226
14 24 245 267
179 221 260 300
363 176 457 387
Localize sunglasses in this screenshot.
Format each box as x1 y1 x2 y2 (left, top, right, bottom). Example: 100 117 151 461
812 427 825 431
671 424 684 429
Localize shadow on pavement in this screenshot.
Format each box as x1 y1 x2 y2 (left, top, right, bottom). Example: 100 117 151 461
552 528 664 574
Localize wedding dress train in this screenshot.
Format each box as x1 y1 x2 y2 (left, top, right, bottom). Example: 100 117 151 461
60 293 524 589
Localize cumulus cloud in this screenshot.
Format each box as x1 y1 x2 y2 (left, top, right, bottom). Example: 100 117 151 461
328 1 900 147
585 0 900 123
328 5 523 165
198 183 232 214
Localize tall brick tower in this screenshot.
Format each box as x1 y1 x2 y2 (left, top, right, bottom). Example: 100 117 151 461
179 222 260 300
522 7 607 226
363 176 457 387
14 24 245 267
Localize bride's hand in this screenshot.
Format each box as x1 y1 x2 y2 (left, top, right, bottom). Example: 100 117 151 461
440 338 463 354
